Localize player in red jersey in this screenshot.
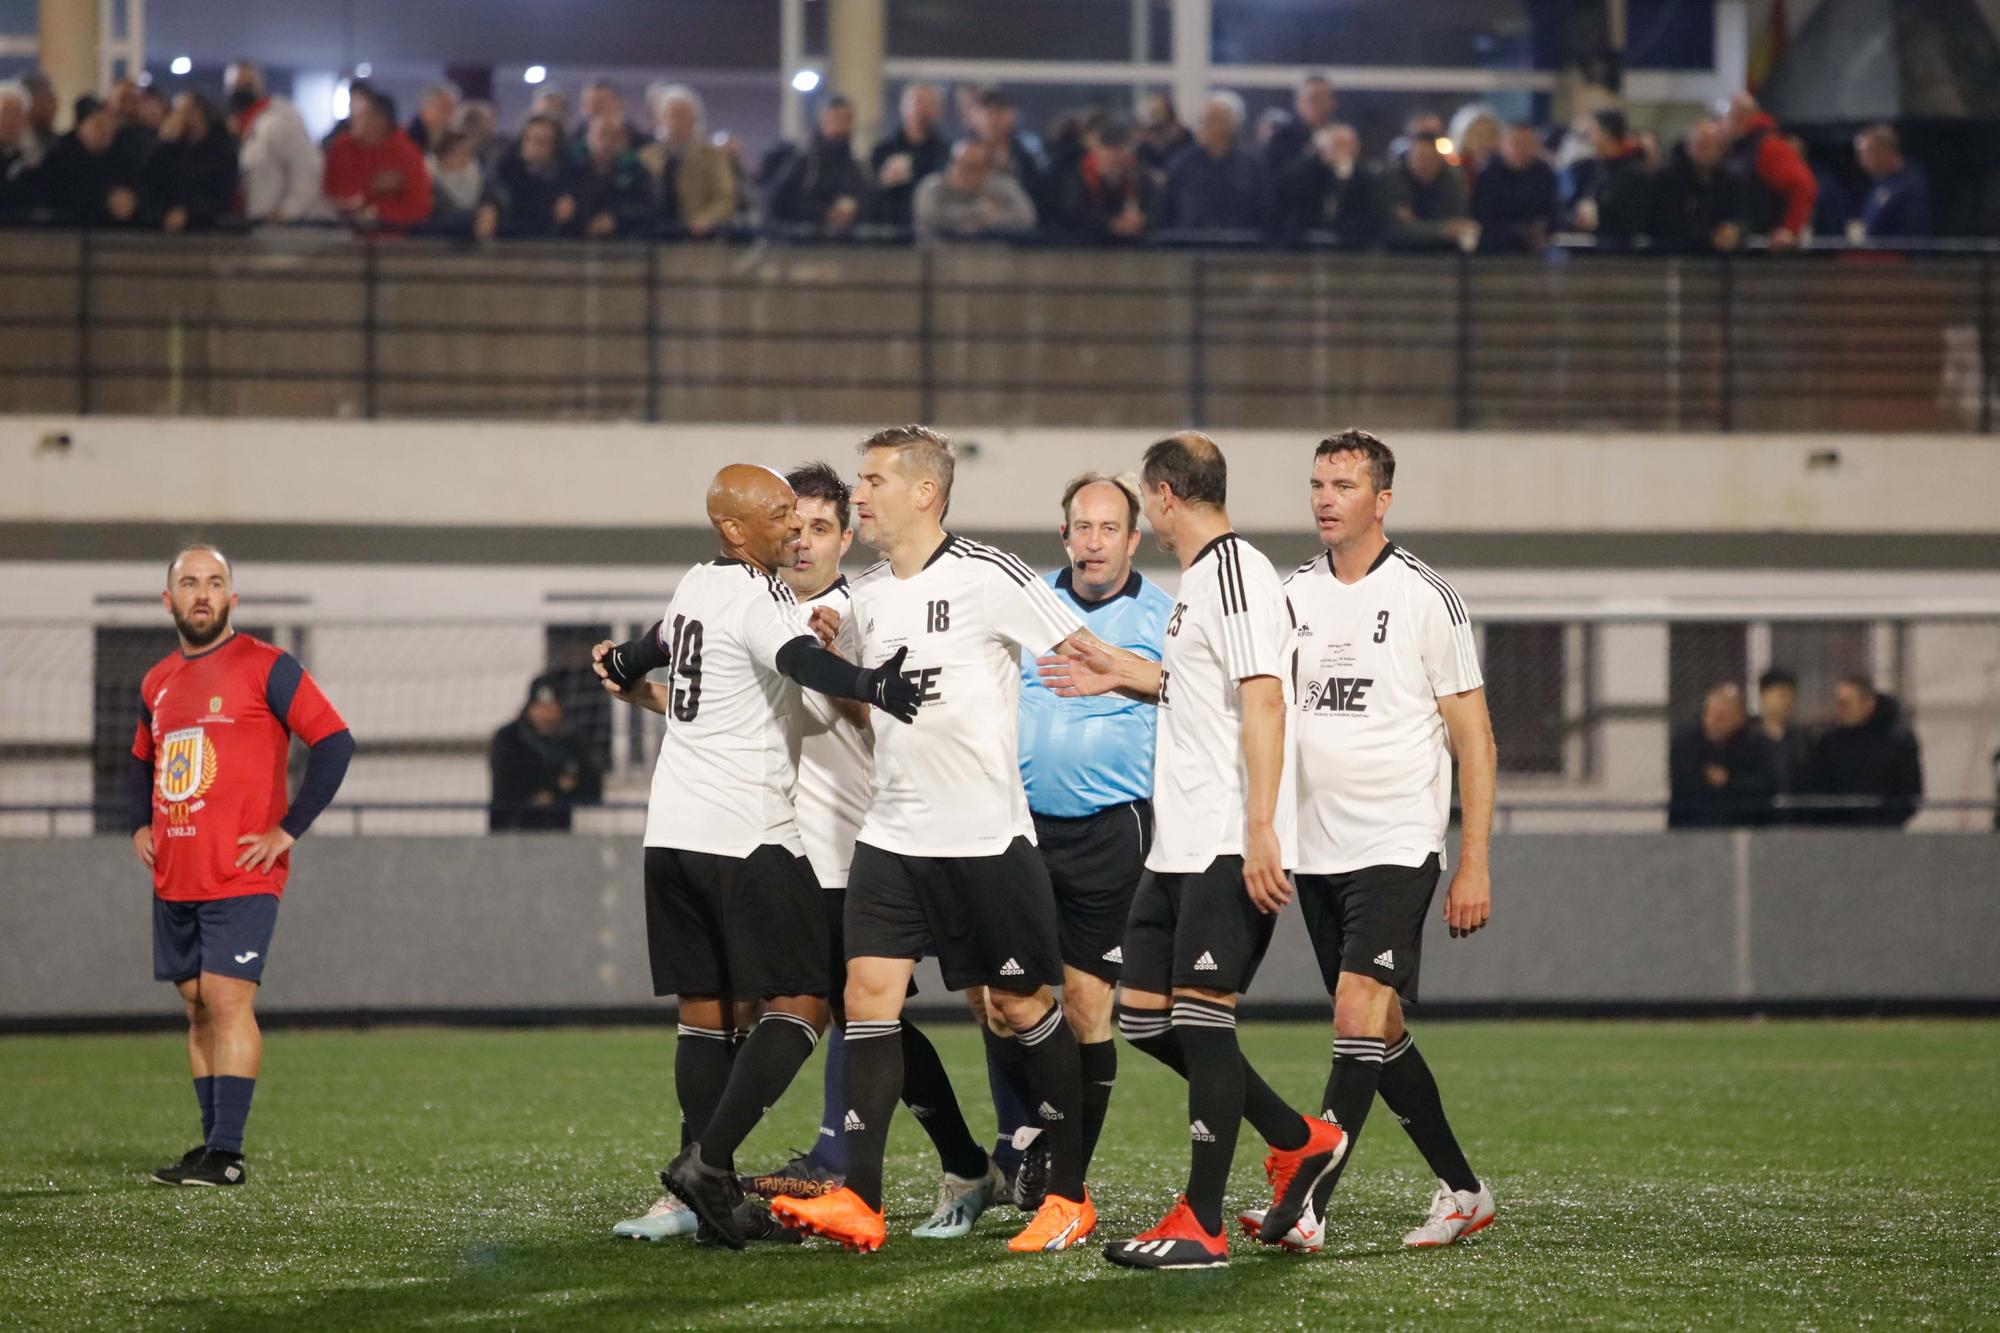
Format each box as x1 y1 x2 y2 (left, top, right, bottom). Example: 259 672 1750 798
127 545 355 1187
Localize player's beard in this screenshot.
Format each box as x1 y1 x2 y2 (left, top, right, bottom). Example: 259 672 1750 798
173 601 232 648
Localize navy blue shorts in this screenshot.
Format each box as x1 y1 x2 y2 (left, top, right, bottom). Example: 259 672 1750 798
152 894 280 985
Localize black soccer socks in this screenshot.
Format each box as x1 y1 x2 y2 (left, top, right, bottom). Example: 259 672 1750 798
1116 1004 1187 1076
1376 1033 1480 1195
193 1075 215 1143
696 1012 820 1172
1015 1003 1086 1203
981 1024 1035 1174
674 1024 734 1164
839 1019 906 1210
207 1076 256 1155
1313 1034 1386 1211
1078 1039 1117 1179
1119 1002 1304 1152
899 1020 990 1181
1172 997 1246 1234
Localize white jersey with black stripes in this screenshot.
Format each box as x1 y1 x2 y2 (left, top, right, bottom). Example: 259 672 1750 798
849 534 1085 858
1284 542 1483 874
1145 532 1300 874
794 575 872 887
642 559 814 859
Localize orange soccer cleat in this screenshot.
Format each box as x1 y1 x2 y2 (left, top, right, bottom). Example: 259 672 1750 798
1007 1189 1096 1252
1103 1196 1229 1270
770 1186 889 1253
1255 1114 1347 1246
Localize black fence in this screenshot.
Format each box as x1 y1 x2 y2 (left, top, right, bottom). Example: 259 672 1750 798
0 229 1994 432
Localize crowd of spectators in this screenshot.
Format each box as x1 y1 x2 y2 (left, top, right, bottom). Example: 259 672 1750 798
1668 669 1925 829
0 64 1953 249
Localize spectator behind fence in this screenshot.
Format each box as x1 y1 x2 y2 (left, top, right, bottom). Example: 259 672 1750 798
639 85 736 236
1576 109 1655 244
769 95 869 232
1135 93 1192 186
488 673 602 832
136 85 169 135
1052 113 1153 242
407 82 458 153
0 82 45 215
225 62 326 223
577 77 647 148
1277 122 1376 246
1378 129 1474 251
454 99 500 168
1668 682 1776 828
869 82 948 229
323 87 432 231
22 71 56 143
1853 124 1932 241
104 76 156 161
1806 677 1922 827
425 129 485 231
146 93 239 232
1652 118 1745 253
1389 110 1446 164
969 87 1050 214
530 89 569 125
1157 90 1274 234
1448 103 1503 189
569 112 651 238
1471 122 1559 253
475 114 575 239
44 96 143 226
1262 73 1335 174
912 137 1035 243
1751 667 1814 801
1722 92 1816 249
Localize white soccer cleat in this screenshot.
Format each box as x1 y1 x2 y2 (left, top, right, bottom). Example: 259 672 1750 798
1236 1201 1325 1253
911 1159 1005 1239
612 1193 699 1241
1402 1179 1495 1247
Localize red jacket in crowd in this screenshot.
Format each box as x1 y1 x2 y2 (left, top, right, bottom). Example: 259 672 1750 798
322 126 433 228
1738 110 1817 236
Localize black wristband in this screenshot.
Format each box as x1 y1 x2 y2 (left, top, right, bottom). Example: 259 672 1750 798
773 636 874 701
604 620 671 689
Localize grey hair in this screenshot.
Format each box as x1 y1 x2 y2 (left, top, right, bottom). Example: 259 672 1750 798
653 83 705 137
1202 89 1246 130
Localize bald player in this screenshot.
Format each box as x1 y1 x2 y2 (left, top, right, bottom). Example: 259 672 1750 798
593 464 924 1249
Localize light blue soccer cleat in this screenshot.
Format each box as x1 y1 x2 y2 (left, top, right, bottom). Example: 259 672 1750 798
612 1193 699 1241
910 1159 1007 1239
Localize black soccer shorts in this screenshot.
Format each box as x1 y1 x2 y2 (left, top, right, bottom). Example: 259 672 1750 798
844 836 1064 993
1297 854 1442 1001
1032 799 1151 983
1119 854 1278 997
644 843 830 1001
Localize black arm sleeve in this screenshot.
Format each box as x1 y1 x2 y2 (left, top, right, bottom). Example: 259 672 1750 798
773 635 875 703
602 620 671 689
125 753 154 833
280 728 356 839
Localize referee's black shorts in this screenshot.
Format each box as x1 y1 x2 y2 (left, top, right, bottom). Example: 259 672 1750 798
1297 854 1442 1001
644 843 830 1001
844 836 1063 994
1031 799 1151 983
1120 854 1277 997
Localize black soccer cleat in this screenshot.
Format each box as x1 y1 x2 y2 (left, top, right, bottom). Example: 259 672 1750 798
175 1147 248 1187
1012 1138 1050 1211
739 1150 844 1201
150 1144 208 1186
663 1145 746 1250
698 1198 805 1247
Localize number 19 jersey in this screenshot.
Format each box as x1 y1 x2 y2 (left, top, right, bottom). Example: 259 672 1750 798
643 559 813 859
851 536 1084 858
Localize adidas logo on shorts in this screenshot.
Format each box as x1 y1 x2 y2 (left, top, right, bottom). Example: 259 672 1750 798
1374 948 1396 969
1102 946 1123 964
1193 951 1218 972
1000 958 1025 977
843 1109 865 1132
1189 1119 1216 1142
1037 1101 1064 1122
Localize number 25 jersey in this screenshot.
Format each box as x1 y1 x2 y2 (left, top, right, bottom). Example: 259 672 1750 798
643 559 813 858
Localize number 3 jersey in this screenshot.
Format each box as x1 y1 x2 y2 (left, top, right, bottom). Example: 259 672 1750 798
643 559 815 859
1284 543 1483 874
850 536 1084 858
1147 532 1299 874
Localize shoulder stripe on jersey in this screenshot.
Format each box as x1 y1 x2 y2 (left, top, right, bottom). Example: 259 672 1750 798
854 558 890 582
1394 549 1468 618
954 546 1037 588
1393 550 1466 626
1215 537 1248 614
954 535 1038 579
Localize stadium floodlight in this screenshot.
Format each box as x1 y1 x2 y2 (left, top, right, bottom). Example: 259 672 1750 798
790 67 821 94
169 56 192 76
524 65 547 85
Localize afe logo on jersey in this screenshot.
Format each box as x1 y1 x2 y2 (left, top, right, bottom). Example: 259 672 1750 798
900 666 946 704
1157 668 1173 706
1304 676 1374 714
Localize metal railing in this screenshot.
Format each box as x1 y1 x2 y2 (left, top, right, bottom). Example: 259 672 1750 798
0 229 1993 432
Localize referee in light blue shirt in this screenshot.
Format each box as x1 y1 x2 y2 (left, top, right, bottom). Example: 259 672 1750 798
981 471 1174 1201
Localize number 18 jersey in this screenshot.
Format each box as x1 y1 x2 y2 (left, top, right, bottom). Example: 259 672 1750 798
643 559 814 859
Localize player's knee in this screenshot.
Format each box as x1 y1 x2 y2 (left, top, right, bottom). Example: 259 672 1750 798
987 985 1051 1032
1063 977 1114 1042
764 995 830 1035
843 973 903 1022
1332 972 1391 1037
182 996 209 1029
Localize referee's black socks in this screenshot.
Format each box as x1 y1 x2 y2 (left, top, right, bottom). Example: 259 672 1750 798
1314 1034 1386 1211
839 1020 905 1211
695 1012 821 1173
1014 1002 1086 1202
1376 1033 1480 1195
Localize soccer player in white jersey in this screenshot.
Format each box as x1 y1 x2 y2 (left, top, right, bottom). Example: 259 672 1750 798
1241 429 1498 1252
1040 431 1346 1271
736 463 1002 1239
772 426 1100 1256
591 464 922 1250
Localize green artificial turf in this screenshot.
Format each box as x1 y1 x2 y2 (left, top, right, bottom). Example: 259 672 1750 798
2 1020 1994 1331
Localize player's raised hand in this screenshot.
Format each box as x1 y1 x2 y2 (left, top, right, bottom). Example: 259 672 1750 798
1241 822 1294 914
808 605 842 648
132 825 155 870
864 646 922 724
1443 861 1491 938
235 826 296 873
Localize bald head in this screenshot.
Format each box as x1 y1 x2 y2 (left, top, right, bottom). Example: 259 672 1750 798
707 464 802 572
